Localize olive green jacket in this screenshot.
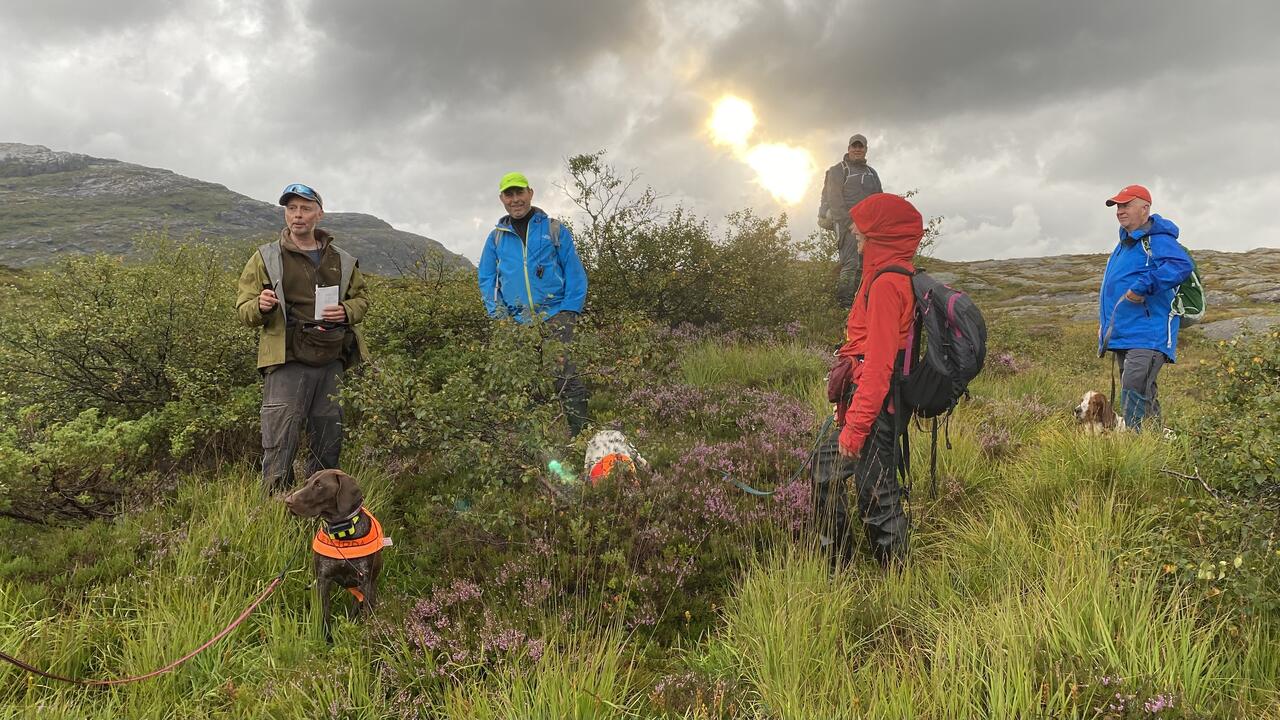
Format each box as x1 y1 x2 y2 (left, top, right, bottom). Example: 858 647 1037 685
235 230 371 370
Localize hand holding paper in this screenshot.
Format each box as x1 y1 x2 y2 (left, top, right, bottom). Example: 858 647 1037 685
314 285 340 321
321 304 347 323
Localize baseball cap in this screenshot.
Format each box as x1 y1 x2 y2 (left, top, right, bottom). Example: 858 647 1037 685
848 133 868 147
499 172 531 192
279 183 323 209
1105 184 1151 207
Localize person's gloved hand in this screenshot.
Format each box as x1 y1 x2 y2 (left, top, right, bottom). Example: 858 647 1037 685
838 424 862 458
818 215 835 231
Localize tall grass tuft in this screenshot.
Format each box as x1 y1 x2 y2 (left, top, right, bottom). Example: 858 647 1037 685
436 627 640 720
680 341 828 404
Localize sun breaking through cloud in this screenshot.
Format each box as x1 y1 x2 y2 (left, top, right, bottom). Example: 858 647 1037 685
708 95 757 147
707 95 815 206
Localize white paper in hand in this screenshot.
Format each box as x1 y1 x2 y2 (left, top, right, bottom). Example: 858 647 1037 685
314 285 339 320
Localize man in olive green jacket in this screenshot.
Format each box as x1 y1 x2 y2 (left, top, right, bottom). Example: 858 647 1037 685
235 183 370 493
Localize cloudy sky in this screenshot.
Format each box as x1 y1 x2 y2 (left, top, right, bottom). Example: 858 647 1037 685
2 0 1278 263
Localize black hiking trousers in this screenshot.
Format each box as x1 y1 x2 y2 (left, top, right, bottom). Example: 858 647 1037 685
811 390 909 568
545 311 591 438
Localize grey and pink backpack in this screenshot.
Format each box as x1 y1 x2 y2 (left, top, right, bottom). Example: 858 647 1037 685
866 266 988 494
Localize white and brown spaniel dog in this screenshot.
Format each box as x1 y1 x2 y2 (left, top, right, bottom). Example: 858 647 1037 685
583 429 649 484
1073 391 1126 434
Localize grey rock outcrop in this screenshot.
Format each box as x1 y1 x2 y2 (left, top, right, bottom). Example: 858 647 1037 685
1196 315 1280 341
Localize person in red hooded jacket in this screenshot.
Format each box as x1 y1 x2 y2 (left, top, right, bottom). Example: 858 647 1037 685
811 192 920 568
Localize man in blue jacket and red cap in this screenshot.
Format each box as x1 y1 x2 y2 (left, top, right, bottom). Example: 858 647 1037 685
477 171 591 437
1097 184 1193 431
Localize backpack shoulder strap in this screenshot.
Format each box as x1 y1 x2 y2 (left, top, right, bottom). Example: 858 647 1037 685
257 240 286 313
861 264 915 306
548 218 562 249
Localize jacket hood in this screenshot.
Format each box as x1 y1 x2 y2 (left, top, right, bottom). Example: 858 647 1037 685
850 193 923 269
1121 213 1179 243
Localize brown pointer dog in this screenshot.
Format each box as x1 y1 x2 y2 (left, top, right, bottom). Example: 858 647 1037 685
282 469 385 643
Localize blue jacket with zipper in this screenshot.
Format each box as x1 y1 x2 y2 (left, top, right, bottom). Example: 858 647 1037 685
1098 213 1193 361
477 208 588 324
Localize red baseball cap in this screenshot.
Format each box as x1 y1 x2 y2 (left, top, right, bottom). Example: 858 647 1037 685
1105 184 1151 207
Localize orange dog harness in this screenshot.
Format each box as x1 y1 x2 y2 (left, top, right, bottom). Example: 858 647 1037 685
312 508 384 560
588 453 635 485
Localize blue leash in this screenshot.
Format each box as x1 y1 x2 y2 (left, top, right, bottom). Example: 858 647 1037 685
727 414 834 497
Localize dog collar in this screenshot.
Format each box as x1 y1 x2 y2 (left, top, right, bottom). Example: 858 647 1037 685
323 507 365 540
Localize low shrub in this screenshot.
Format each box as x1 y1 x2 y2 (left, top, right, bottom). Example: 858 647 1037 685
1149 330 1280 615
0 238 261 522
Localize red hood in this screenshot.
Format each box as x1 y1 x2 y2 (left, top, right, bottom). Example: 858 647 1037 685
850 193 923 273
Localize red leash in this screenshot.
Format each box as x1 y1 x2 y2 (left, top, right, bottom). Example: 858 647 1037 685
0 545 302 687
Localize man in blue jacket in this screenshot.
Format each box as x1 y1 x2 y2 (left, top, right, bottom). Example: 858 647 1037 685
1097 184 1193 431
477 171 591 436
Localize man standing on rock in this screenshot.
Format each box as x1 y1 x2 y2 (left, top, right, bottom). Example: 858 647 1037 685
818 133 883 307
1097 184 1192 431
477 171 591 437
236 183 370 493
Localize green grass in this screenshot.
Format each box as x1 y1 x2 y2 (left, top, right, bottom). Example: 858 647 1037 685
679 340 829 401
708 462 1279 718
2 315 1277 718
0 466 394 718
436 627 640 719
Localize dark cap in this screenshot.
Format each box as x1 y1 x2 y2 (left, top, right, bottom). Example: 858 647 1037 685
848 133 867 147
279 183 323 209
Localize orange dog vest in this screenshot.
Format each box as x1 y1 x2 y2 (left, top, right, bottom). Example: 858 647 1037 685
588 453 635 485
312 508 385 560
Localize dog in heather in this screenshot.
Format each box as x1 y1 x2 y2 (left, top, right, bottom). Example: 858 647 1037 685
582 429 648 484
282 469 386 643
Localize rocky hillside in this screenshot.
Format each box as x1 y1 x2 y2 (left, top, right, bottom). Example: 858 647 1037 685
0 143 471 275
922 247 1280 341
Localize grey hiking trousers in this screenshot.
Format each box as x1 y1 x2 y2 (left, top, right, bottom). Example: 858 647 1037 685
1114 348 1166 431
811 390 909 568
260 360 344 493
834 222 863 308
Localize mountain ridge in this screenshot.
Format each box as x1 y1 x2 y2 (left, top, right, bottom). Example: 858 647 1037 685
0 142 471 275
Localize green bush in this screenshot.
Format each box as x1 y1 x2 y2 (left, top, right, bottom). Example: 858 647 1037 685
564 152 828 329
0 237 261 522
0 236 257 419
342 271 570 507
1148 330 1280 615
1194 332 1280 495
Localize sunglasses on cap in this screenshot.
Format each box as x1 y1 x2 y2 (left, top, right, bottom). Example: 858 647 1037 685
279 183 323 208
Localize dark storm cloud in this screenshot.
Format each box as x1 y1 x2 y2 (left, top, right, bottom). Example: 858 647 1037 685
1 0 1277 262
698 0 1280 131
0 0 179 41
293 2 657 134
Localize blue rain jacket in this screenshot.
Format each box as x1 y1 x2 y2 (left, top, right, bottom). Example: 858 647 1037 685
477 208 587 324
1098 214 1193 361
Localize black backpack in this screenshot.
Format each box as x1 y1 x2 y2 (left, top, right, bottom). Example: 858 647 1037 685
865 266 988 493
